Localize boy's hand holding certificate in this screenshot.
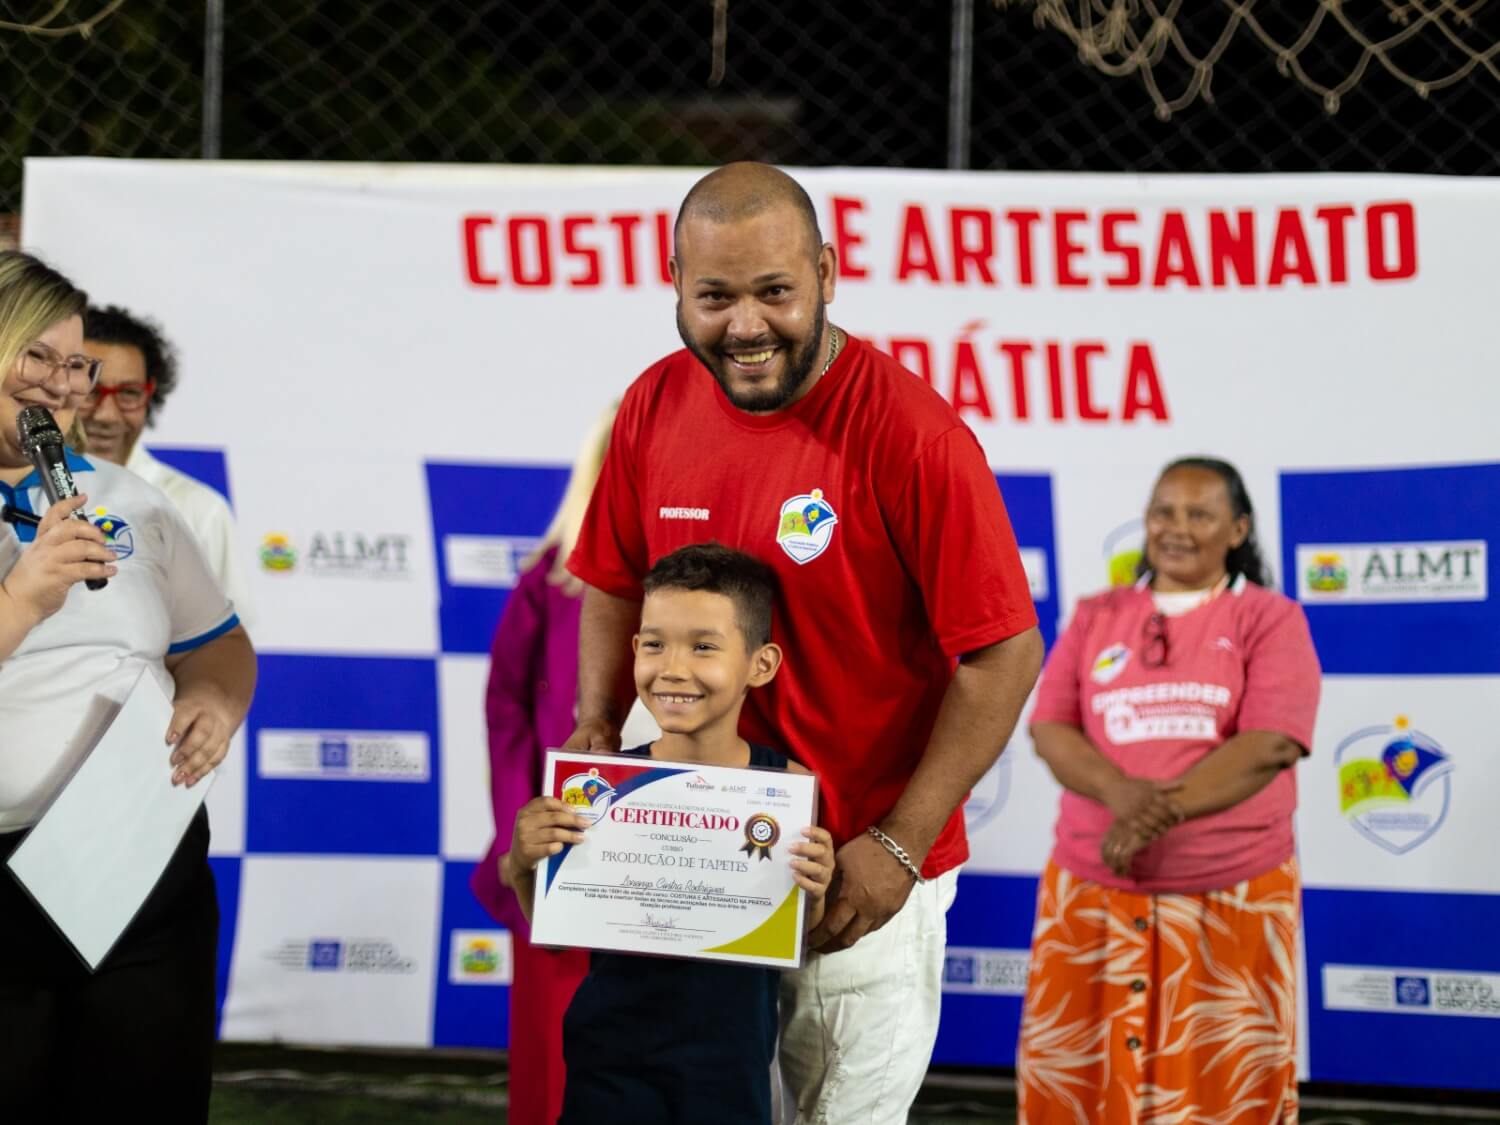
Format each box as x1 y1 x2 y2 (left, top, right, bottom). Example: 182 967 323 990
527 749 819 969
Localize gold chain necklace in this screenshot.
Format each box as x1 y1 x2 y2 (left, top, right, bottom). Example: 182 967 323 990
821 326 843 376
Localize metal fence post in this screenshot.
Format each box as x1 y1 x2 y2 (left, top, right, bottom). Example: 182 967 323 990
948 0 974 170
202 0 224 158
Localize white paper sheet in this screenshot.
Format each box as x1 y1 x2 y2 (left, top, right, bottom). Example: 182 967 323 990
7 669 214 970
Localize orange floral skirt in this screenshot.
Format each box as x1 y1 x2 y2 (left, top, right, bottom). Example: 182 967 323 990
1017 858 1300 1125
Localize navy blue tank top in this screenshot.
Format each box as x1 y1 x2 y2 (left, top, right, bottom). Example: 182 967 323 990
558 742 789 1125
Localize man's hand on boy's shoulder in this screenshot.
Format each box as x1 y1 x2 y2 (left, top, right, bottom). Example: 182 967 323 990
562 717 622 755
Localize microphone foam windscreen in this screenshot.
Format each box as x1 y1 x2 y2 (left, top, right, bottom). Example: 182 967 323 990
17 405 63 455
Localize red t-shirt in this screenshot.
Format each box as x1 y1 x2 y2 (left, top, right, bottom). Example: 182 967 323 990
568 335 1038 877
1032 579 1321 892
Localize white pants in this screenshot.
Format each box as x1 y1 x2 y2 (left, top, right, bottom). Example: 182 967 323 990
774 867 960 1125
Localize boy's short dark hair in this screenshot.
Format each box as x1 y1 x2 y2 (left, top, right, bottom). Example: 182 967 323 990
642 543 776 648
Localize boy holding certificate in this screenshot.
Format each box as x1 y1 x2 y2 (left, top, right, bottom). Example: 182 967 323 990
505 543 835 1123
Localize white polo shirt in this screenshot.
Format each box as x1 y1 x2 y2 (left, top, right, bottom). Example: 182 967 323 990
0 451 238 831
126 443 256 634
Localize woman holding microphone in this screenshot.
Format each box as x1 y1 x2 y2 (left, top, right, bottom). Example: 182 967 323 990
0 251 255 1123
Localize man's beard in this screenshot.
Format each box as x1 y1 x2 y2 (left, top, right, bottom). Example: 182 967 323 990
677 298 827 414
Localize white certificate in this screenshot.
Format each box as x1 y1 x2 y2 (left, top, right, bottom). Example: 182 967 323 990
7 669 213 970
530 750 819 969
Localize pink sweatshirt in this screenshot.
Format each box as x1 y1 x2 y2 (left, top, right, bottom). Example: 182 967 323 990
1032 579 1320 892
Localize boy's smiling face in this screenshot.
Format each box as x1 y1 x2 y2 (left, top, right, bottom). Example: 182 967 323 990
633 587 778 738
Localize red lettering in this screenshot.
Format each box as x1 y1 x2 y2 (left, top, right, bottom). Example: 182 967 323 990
950 331 994 420
1315 205 1355 285
832 196 870 279
1101 211 1141 288
1152 211 1202 288
1073 341 1109 421
1207 209 1255 287
896 205 942 282
507 217 552 287
462 215 499 287
950 208 997 284
1367 201 1417 280
1267 208 1317 286
1122 343 1169 421
609 214 642 286
889 337 933 385
561 216 601 288
655 212 673 284
997 341 1033 421
1006 210 1041 286
1054 210 1089 288
1045 342 1067 421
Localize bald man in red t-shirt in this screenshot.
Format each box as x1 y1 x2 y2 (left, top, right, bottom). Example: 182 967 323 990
566 163 1043 1123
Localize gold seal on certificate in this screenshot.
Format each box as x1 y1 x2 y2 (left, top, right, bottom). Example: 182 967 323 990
530 750 819 969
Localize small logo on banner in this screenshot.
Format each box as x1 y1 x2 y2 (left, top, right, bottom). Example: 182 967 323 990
1324 965 1500 1017
90 509 134 559
1091 643 1131 684
260 532 297 572
307 531 413 578
308 940 342 970
258 730 430 782
941 946 1031 995
1296 541 1486 603
560 769 616 825
1396 976 1431 1007
1304 552 1349 593
776 488 838 564
442 534 542 588
270 938 417 975
1336 715 1455 854
448 929 512 985
741 814 780 861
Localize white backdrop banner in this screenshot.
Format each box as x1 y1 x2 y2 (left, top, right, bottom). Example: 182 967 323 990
20 159 1499 1088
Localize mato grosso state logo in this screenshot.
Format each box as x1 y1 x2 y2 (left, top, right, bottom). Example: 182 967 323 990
1336 715 1455 855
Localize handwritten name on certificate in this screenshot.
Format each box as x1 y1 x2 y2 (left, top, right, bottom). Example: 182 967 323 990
530 750 819 970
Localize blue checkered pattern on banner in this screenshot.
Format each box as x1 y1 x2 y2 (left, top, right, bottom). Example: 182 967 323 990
246 654 441 855
995 472 1061 651
1280 462 1500 674
427 462 569 654
435 861 510 1049
1303 887 1500 1090
148 445 234 505
176 444 1499 1087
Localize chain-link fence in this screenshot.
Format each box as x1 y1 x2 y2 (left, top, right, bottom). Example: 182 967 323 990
2 1 1497 218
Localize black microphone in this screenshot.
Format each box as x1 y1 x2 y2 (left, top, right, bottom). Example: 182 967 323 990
16 405 107 591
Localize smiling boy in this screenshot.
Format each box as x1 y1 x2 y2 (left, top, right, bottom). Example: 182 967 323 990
505 543 834 1123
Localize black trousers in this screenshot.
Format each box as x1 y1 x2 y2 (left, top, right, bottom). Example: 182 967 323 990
0 808 219 1124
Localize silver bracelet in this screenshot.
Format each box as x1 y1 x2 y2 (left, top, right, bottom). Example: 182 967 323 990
866 825 925 883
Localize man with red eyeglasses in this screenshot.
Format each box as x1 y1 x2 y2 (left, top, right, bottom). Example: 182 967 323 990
81 305 255 630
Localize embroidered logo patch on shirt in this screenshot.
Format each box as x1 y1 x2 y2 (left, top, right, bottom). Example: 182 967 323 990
1090 643 1131 684
775 488 838 564
91 508 134 560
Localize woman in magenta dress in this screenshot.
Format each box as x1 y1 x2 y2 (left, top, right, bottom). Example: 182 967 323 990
469 406 615 1125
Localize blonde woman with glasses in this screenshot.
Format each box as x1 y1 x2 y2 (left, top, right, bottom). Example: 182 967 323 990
0 251 255 1122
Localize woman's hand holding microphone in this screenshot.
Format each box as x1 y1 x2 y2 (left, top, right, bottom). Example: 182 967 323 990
0 493 116 626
